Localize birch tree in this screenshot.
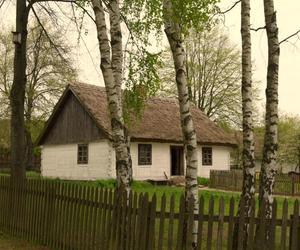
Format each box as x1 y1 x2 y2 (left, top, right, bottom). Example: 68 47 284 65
241 0 255 219
159 26 243 127
233 0 256 246
90 0 132 192
124 0 217 245
162 0 217 246
258 0 280 218
163 0 199 233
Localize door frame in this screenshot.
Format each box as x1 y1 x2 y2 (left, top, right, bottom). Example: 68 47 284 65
170 145 184 176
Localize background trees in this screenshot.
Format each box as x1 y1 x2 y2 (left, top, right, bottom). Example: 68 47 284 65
160 26 243 127
0 20 76 168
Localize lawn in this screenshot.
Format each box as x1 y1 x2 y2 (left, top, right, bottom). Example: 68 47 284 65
54 178 298 218
0 232 49 250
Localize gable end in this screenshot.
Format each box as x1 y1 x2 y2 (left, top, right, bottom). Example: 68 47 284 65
38 90 108 145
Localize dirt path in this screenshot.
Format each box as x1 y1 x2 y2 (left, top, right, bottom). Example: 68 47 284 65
0 232 49 250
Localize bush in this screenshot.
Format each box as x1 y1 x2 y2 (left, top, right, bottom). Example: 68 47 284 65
95 179 117 188
197 177 209 186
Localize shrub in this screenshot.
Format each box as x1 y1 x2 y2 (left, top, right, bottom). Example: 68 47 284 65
197 177 209 186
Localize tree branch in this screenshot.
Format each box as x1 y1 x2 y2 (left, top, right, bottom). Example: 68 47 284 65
251 26 266 32
219 0 241 14
0 0 5 9
31 6 68 63
280 29 300 45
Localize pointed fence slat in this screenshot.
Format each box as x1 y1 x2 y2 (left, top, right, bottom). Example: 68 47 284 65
130 193 138 250
268 199 277 249
186 196 195 250
227 197 235 250
158 194 166 250
135 193 145 250
197 195 204 250
206 195 214 250
125 191 133 250
280 199 288 250
217 197 224 250
147 194 157 250
256 198 267 249
168 194 175 250
176 194 186 250
237 197 245 249
290 200 299 250
141 193 150 250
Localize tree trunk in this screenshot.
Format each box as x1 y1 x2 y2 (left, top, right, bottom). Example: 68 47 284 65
258 0 280 219
163 0 199 246
109 0 123 105
233 1 256 247
10 0 29 181
91 0 132 192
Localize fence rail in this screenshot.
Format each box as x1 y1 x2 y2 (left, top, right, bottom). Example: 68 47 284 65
0 176 300 249
210 170 300 196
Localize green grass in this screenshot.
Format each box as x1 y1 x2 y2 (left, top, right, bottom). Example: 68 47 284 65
0 231 49 250
48 178 297 218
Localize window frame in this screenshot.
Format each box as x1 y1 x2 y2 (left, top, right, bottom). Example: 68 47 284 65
77 143 89 165
138 144 152 166
202 147 212 166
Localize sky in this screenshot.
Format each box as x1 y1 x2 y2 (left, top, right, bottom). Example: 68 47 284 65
220 0 300 116
1 1 300 116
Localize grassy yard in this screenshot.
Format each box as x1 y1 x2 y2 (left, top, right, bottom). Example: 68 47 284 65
0 232 49 250
54 178 298 218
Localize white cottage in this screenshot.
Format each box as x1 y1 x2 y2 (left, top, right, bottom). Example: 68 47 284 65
37 83 237 180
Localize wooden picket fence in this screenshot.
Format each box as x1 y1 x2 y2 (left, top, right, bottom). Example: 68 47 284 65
0 176 300 249
210 170 300 196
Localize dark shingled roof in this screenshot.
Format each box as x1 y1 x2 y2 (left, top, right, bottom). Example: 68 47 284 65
67 83 236 146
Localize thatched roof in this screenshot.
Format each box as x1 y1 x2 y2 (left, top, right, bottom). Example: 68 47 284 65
39 82 237 146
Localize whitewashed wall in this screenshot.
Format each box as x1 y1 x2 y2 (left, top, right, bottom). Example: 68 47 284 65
41 140 115 180
41 140 232 180
197 145 231 178
125 142 231 180
130 142 182 180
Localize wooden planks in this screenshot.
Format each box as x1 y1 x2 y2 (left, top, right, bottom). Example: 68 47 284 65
0 176 299 250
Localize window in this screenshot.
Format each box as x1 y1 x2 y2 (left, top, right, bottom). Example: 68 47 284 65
138 144 152 165
202 147 212 166
77 144 88 164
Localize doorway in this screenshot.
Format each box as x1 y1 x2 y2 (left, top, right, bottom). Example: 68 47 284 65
170 146 184 176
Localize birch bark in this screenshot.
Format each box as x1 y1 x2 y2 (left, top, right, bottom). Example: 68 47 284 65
232 1 256 247
259 0 280 219
240 0 255 215
91 0 132 192
163 0 199 245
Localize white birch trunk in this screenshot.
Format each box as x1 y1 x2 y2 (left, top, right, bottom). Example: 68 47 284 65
241 0 256 213
259 0 280 219
109 0 123 104
91 0 132 192
232 1 256 247
163 0 199 246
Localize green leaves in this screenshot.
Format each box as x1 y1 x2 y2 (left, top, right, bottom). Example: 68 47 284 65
123 0 219 37
123 50 162 125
